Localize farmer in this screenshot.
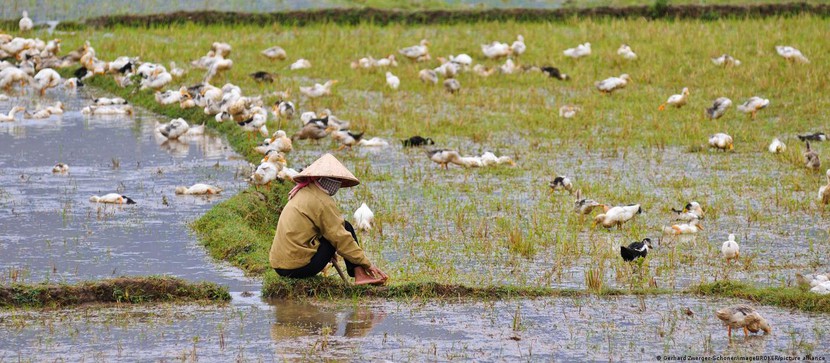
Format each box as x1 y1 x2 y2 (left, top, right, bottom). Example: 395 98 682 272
269 153 388 285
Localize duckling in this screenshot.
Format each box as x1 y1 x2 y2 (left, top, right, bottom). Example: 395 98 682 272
52 163 69 174
617 44 637 60
250 71 275 83
402 135 434 147
775 45 809 63
620 238 652 262
32 68 61 96
399 39 430 61
573 189 602 216
156 118 189 140
328 127 364 150
175 183 222 195
261 46 287 60
716 305 771 339
89 193 136 205
289 58 311 70
443 79 460 94
549 176 573 194
711 54 741 66
708 133 734 152
768 138 786 153
593 204 643 229
737 97 769 120
705 97 732 120
353 203 374 232
819 169 830 205
418 69 439 85
19 11 33 32
797 132 826 142
559 105 580 118
510 35 526 57
386 71 400 90
804 141 821 170
671 201 704 221
427 149 462 169
563 42 591 59
541 66 569 80
662 219 703 235
721 234 740 263
299 80 337 98
658 87 690 111
595 74 631 94
291 122 329 142
0 106 26 122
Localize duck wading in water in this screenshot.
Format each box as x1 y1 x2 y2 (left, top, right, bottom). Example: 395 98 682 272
269 153 389 285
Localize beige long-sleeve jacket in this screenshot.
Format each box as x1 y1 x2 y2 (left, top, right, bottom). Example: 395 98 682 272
269 184 372 270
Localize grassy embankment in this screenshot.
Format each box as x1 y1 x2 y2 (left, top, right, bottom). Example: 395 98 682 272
40 13 830 312
0 277 230 309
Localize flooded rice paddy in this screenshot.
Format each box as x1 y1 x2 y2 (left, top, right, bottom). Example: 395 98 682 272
2 295 828 360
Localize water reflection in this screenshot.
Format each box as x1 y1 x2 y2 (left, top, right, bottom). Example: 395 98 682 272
270 299 386 339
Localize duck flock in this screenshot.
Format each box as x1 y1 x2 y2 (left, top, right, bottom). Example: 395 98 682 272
2 11 828 339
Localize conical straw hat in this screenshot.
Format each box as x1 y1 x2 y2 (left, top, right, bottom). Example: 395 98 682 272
294 153 360 187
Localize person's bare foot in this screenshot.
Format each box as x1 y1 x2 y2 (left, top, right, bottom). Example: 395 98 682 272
354 266 387 285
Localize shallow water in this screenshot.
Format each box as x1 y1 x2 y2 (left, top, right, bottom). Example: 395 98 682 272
0 90 258 293
1 295 827 360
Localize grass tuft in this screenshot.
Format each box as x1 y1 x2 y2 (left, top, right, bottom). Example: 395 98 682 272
691 280 830 313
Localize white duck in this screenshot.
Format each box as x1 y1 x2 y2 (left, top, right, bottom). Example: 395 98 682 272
140 68 173 91
82 105 134 116
251 157 283 187
386 71 400 90
672 201 705 221
708 133 733 151
0 67 31 90
593 204 643 229
0 106 25 122
480 152 514 166
289 58 311 70
399 39 430 60
499 59 520 74
237 107 267 135
33 68 61 96
705 97 732 119
711 54 741 66
617 44 637 60
768 138 786 154
262 46 287 60
737 97 769 119
481 41 511 59
300 80 337 98
175 183 222 195
658 87 690 111
156 118 189 140
427 149 462 169
595 74 631 94
775 45 809 63
721 234 740 263
559 105 580 119
358 137 389 147
563 42 591 59
662 219 704 235
354 203 374 232
19 11 33 32
510 35 526 56
89 193 136 204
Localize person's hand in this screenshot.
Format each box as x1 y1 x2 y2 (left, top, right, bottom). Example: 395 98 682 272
367 266 389 281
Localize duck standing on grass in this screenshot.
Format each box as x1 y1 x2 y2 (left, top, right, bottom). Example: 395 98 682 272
671 201 704 221
716 305 771 339
573 190 602 216
721 234 740 263
768 138 786 154
595 74 631 94
549 176 573 194
620 238 652 262
737 97 769 120
804 141 821 170
658 87 690 111
705 97 732 120
593 204 643 229
354 203 374 232
708 133 733 152
269 154 388 285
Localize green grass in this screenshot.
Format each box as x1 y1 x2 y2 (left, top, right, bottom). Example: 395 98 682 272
692 280 830 313
0 276 230 309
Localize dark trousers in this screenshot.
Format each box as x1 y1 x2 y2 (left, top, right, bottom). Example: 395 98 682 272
275 221 359 278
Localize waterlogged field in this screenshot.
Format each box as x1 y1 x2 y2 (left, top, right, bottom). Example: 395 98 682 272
2 14 830 360
51 16 830 289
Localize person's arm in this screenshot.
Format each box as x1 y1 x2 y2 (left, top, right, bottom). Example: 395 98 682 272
317 197 372 268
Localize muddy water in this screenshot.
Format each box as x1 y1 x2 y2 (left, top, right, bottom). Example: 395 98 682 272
1 295 828 360
0 91 257 293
